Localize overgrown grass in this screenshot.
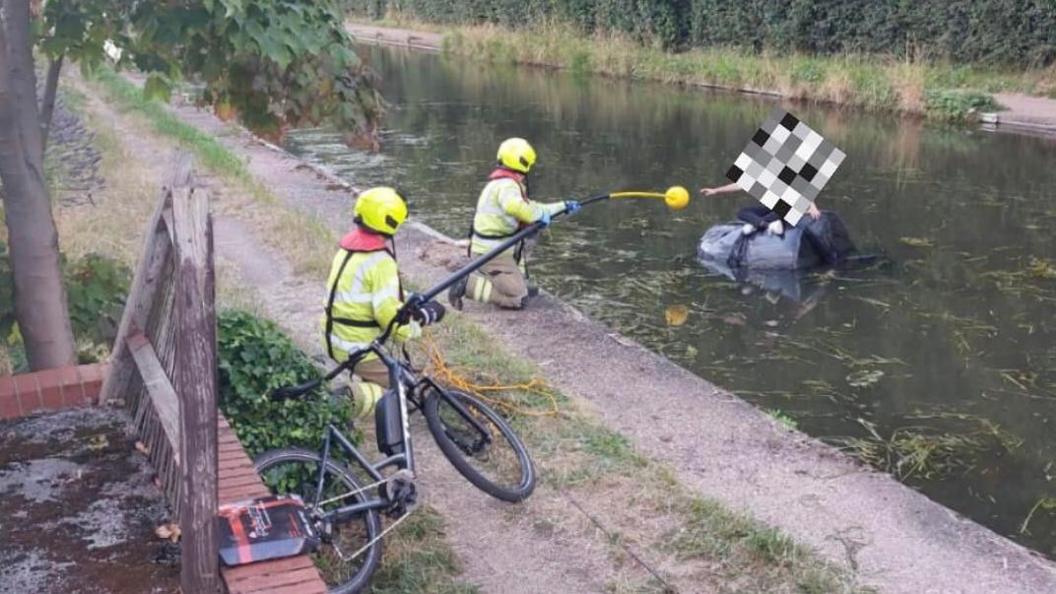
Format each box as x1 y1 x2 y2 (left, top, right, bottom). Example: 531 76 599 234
766 408 799 431
90 68 248 178
422 315 867 592
414 20 1031 121
81 68 335 277
369 508 480 594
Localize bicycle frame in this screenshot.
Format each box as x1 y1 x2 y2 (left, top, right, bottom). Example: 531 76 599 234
302 341 493 525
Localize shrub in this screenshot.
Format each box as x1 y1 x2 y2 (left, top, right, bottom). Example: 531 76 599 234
217 309 355 456
64 253 131 354
924 89 1000 121
0 247 130 370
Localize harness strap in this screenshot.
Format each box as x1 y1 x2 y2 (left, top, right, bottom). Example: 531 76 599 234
325 244 408 360
331 317 381 328
325 250 355 360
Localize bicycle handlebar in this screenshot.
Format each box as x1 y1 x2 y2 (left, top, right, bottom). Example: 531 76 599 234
271 355 358 400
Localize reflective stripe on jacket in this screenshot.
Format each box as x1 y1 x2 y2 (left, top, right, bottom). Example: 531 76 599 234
322 246 419 363
470 174 564 256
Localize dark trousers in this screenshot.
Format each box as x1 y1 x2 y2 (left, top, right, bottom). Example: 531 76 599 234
737 204 780 228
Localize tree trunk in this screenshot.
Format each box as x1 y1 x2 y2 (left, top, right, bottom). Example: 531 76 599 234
0 1 76 369
40 55 63 156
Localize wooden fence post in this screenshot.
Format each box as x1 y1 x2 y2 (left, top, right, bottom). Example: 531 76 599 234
172 161 220 592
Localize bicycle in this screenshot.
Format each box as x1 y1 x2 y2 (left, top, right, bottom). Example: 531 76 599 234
253 304 536 593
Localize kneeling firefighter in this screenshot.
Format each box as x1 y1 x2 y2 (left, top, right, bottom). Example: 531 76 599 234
448 137 580 310
322 187 446 420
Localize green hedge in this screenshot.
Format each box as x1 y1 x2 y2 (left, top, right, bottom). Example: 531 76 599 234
350 0 1056 66
218 309 355 456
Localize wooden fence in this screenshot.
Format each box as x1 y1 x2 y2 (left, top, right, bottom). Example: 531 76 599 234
100 152 219 593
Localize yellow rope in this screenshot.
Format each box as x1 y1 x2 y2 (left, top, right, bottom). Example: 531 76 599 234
420 335 560 417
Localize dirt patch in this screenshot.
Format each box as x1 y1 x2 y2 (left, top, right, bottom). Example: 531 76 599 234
0 407 178 594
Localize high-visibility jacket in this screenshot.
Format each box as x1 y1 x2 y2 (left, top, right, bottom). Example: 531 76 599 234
470 169 565 258
322 229 420 363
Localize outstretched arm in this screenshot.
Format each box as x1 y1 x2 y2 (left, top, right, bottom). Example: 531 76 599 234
806 201 821 220
498 184 564 223
699 182 741 197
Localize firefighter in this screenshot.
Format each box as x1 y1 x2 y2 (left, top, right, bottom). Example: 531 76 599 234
448 138 580 310
322 187 445 419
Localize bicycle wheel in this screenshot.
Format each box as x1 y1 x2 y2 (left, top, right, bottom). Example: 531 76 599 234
423 388 536 502
254 448 383 594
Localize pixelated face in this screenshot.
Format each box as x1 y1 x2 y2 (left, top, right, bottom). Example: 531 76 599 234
726 108 845 225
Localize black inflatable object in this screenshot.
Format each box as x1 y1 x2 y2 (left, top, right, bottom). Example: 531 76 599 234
699 258 819 302
697 211 856 271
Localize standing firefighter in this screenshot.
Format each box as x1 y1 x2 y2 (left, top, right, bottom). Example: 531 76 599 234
323 187 445 419
448 138 580 310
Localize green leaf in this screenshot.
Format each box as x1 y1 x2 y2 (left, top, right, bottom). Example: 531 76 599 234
143 74 171 103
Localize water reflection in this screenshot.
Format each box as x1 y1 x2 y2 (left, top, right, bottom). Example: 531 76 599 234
285 45 1056 556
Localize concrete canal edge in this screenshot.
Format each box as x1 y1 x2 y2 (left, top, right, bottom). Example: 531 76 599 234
163 85 1056 592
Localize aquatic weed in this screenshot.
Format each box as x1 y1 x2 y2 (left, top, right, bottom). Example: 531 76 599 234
835 417 1020 482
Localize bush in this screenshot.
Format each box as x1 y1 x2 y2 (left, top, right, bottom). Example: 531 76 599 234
217 309 355 456
924 89 1000 121
351 0 1056 67
64 253 131 355
0 247 130 371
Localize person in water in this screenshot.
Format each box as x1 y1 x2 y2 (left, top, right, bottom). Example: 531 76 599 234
699 182 821 236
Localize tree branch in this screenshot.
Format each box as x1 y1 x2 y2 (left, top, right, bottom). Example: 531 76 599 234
40 54 63 157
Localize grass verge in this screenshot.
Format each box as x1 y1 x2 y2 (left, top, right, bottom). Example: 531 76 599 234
70 67 868 592
421 315 868 592
357 17 1056 122
82 68 334 277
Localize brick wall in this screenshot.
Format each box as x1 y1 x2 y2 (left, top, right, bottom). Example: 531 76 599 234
0 363 109 420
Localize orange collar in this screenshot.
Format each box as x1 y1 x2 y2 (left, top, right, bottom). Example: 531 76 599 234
339 227 389 252
489 167 526 183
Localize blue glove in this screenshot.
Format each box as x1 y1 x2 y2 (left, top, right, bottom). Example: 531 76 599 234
564 200 582 215
538 210 552 227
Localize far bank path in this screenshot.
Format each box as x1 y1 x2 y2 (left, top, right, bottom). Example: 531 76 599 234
347 22 1056 137
86 72 1056 592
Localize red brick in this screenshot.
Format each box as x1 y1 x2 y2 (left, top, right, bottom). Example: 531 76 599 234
58 366 86 405
37 369 65 411
0 392 19 419
0 375 15 399
77 364 105 402
14 373 42 414
79 363 105 384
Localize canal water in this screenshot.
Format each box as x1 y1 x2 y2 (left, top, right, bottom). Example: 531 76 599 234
285 44 1056 556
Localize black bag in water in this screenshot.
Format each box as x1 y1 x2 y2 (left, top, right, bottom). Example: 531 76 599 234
375 389 405 456
697 211 856 270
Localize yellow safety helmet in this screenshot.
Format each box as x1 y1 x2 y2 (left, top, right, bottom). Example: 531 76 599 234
353 187 408 236
496 137 537 174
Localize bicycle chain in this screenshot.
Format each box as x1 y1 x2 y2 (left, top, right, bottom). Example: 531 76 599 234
317 469 419 564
